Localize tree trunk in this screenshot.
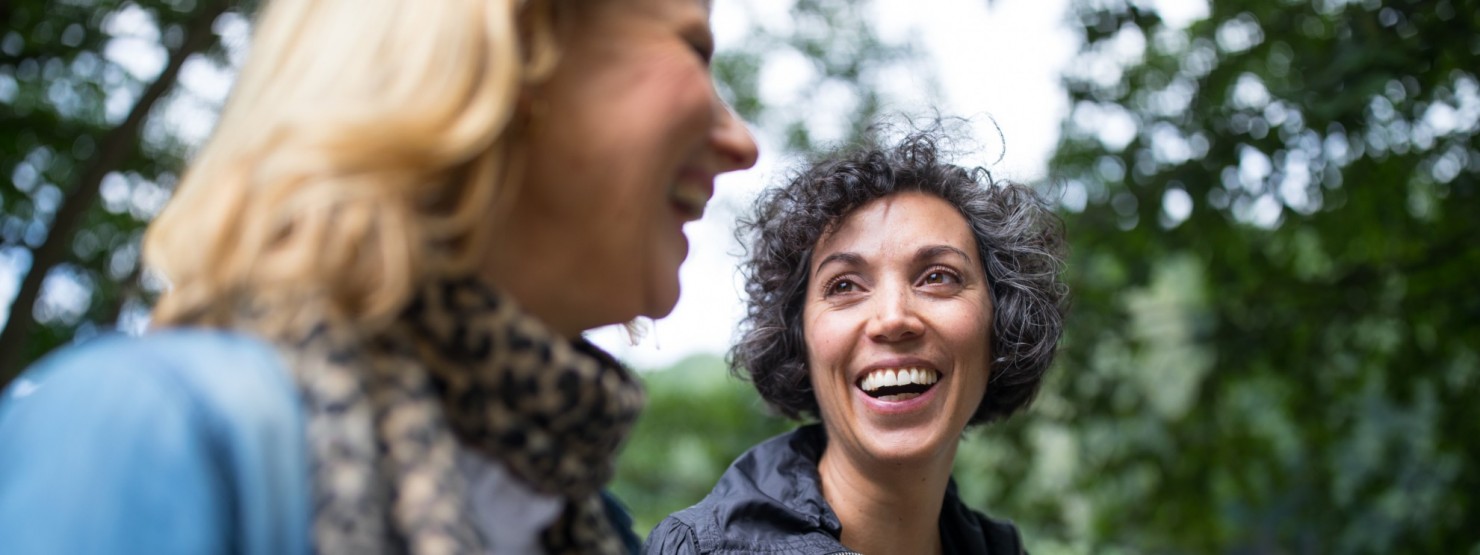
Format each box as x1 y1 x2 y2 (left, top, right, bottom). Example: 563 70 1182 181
99 257 145 331
0 0 229 386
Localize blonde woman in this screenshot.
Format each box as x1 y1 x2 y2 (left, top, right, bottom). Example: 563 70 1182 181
0 0 757 553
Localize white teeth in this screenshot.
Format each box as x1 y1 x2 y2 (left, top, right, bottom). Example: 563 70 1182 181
670 186 707 216
858 367 941 392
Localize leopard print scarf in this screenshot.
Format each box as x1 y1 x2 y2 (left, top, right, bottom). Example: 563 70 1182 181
265 277 644 554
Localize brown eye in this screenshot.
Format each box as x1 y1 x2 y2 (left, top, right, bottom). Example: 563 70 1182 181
826 279 857 296
922 269 960 286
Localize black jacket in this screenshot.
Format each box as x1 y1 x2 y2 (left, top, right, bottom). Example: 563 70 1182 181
644 425 1026 554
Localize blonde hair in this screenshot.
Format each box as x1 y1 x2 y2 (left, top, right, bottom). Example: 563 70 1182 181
146 0 564 333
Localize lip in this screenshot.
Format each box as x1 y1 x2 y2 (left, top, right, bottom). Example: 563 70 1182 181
678 167 714 185
671 168 716 222
853 356 945 416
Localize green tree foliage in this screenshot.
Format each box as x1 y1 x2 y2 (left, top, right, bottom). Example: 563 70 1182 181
948 0 1478 551
616 1 1479 552
712 0 922 153
1 0 243 383
611 355 794 533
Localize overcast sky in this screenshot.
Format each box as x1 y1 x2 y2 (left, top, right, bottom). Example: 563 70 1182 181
590 0 1082 368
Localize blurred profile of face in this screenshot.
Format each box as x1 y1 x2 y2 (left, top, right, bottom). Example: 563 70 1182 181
803 191 993 467
485 0 759 337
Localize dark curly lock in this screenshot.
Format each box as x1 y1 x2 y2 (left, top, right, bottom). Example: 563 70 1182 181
730 129 1068 425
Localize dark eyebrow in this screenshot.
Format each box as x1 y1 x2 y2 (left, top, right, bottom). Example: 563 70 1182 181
916 245 974 264
814 251 865 274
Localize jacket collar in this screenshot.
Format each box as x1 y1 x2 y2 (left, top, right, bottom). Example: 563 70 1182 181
689 424 1023 554
730 424 843 534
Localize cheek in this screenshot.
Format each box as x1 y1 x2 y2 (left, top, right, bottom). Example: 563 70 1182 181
802 311 841 382
945 305 994 371
802 311 841 366
805 342 848 418
618 63 714 142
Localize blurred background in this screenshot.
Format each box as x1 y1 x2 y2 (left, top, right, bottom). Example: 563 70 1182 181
2 0 1476 551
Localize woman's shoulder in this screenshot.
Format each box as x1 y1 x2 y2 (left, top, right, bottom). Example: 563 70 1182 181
5 329 289 413
643 514 702 555
0 329 311 555
942 479 1028 555
966 510 1028 555
643 425 848 555
2 330 299 436
9 328 283 384
645 511 845 555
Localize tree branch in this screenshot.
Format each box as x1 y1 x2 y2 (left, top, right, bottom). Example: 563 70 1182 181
0 0 229 386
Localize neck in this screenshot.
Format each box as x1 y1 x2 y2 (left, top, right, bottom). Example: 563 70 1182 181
818 441 956 555
481 246 583 339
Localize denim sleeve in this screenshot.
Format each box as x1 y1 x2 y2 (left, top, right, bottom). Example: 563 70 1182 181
0 339 231 553
0 332 309 555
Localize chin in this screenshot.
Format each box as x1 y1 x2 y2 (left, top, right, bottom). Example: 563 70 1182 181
641 277 682 320
642 305 678 321
864 427 955 463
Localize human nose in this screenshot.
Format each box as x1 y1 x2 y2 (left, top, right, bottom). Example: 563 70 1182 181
866 283 925 343
710 98 759 172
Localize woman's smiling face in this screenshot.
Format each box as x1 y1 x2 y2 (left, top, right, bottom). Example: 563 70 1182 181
803 191 993 467
484 0 758 337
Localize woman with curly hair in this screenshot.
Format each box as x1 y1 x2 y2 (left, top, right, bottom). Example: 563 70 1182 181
0 0 757 553
646 128 1066 554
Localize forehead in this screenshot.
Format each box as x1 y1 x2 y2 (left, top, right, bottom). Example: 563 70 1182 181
813 191 978 263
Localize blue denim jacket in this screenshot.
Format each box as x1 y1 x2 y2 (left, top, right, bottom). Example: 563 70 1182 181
0 330 646 555
0 330 311 555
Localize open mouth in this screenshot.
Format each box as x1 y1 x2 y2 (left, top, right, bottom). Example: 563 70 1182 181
857 367 941 402
670 184 710 222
